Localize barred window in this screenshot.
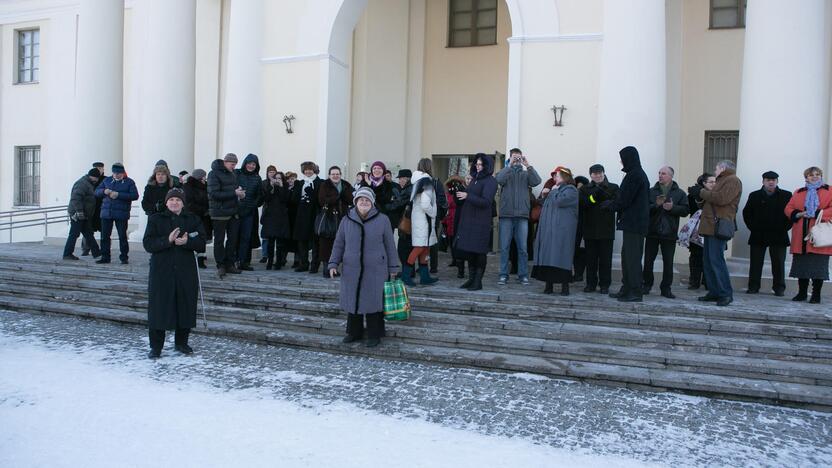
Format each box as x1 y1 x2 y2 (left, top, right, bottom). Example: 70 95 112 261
15 146 41 206
17 29 40 84
448 0 498 48
703 131 738 173
710 0 747 29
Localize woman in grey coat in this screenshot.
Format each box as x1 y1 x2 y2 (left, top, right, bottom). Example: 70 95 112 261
532 167 579 295
328 186 400 347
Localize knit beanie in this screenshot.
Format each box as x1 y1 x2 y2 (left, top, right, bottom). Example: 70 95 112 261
353 186 376 205
165 188 185 203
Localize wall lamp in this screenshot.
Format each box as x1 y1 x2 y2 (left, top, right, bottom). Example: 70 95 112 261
550 105 566 127
283 115 295 134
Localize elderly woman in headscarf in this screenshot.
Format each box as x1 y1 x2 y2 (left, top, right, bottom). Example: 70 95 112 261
785 166 832 304
532 166 579 295
328 187 399 347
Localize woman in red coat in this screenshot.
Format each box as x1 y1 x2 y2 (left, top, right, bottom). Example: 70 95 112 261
784 166 832 303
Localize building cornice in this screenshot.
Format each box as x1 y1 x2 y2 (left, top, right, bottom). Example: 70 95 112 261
261 53 349 70
0 0 79 25
508 33 603 44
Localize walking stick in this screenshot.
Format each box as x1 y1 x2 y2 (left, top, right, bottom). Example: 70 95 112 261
194 251 209 329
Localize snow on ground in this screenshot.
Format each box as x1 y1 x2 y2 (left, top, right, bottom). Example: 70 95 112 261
0 334 651 468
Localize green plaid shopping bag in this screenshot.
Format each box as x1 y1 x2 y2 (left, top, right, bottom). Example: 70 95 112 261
383 279 411 321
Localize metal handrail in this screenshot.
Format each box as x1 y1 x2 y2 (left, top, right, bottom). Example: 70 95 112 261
1 204 139 243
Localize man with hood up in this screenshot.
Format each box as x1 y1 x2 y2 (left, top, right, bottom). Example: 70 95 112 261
235 153 264 270
601 146 650 302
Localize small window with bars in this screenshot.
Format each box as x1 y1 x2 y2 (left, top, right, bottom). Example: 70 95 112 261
710 0 747 29
16 28 40 84
15 146 41 206
703 131 739 173
448 0 498 48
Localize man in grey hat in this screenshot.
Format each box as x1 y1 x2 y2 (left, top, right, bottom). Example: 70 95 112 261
741 170 792 295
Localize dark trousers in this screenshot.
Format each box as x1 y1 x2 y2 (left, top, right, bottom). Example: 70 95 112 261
310 233 320 266
429 244 439 271
148 328 191 352
346 312 385 340
703 235 732 299
643 237 677 292
212 217 240 268
689 244 704 287
573 245 586 279
397 233 412 266
100 218 129 262
620 232 645 296
237 213 255 265
748 244 787 293
63 219 100 257
585 239 614 289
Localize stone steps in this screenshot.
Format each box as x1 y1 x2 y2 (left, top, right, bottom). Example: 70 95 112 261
2 274 832 388
2 252 832 408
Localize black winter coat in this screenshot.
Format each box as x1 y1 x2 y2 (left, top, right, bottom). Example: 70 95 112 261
68 175 98 220
291 177 323 241
386 182 412 230
454 155 498 254
647 181 689 240
318 179 354 219
235 154 264 218
371 180 395 218
579 179 619 240
142 182 174 216
207 159 239 218
143 210 206 330
183 178 209 218
742 187 792 246
687 184 704 216
606 146 650 235
260 180 291 239
91 177 104 231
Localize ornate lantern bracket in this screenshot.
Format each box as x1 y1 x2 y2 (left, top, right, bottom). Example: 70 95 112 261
550 105 566 127
282 115 295 134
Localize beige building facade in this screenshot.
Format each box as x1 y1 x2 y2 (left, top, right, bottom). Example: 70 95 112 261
0 0 830 253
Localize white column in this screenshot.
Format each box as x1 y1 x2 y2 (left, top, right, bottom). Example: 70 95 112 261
737 0 831 199
221 0 264 158
596 0 666 181
75 0 123 176
130 0 196 240
134 0 196 174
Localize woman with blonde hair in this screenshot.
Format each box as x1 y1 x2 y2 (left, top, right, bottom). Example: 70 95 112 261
785 166 832 303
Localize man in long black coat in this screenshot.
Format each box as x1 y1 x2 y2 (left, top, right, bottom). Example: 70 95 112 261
143 188 207 359
741 171 792 296
601 146 650 302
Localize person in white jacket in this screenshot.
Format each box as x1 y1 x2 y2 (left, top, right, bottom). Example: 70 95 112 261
402 158 439 285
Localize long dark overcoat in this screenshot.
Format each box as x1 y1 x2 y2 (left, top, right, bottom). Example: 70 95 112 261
328 207 399 315
260 181 291 239
607 146 650 235
534 184 579 270
741 186 792 246
292 177 323 241
143 210 206 330
454 155 498 254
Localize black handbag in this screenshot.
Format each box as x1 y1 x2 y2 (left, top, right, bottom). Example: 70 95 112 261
714 217 736 241
315 205 339 239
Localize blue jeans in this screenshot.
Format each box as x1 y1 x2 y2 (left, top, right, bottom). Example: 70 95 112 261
237 213 255 264
499 217 529 277
261 238 270 259
703 235 732 298
100 218 129 262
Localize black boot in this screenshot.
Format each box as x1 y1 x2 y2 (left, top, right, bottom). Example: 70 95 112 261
688 269 701 289
266 255 273 270
560 282 570 296
543 282 553 294
274 250 284 270
197 256 207 269
810 279 823 304
467 268 483 291
792 279 809 301
457 262 465 279
460 265 476 289
309 261 319 274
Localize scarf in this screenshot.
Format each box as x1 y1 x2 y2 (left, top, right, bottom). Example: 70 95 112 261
805 179 823 217
334 180 343 194
660 183 671 197
370 174 384 187
300 174 315 201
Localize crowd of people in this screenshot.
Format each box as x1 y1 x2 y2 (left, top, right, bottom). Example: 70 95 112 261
61 147 832 355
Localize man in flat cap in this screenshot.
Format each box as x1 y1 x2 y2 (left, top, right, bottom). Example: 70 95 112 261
741 170 792 296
